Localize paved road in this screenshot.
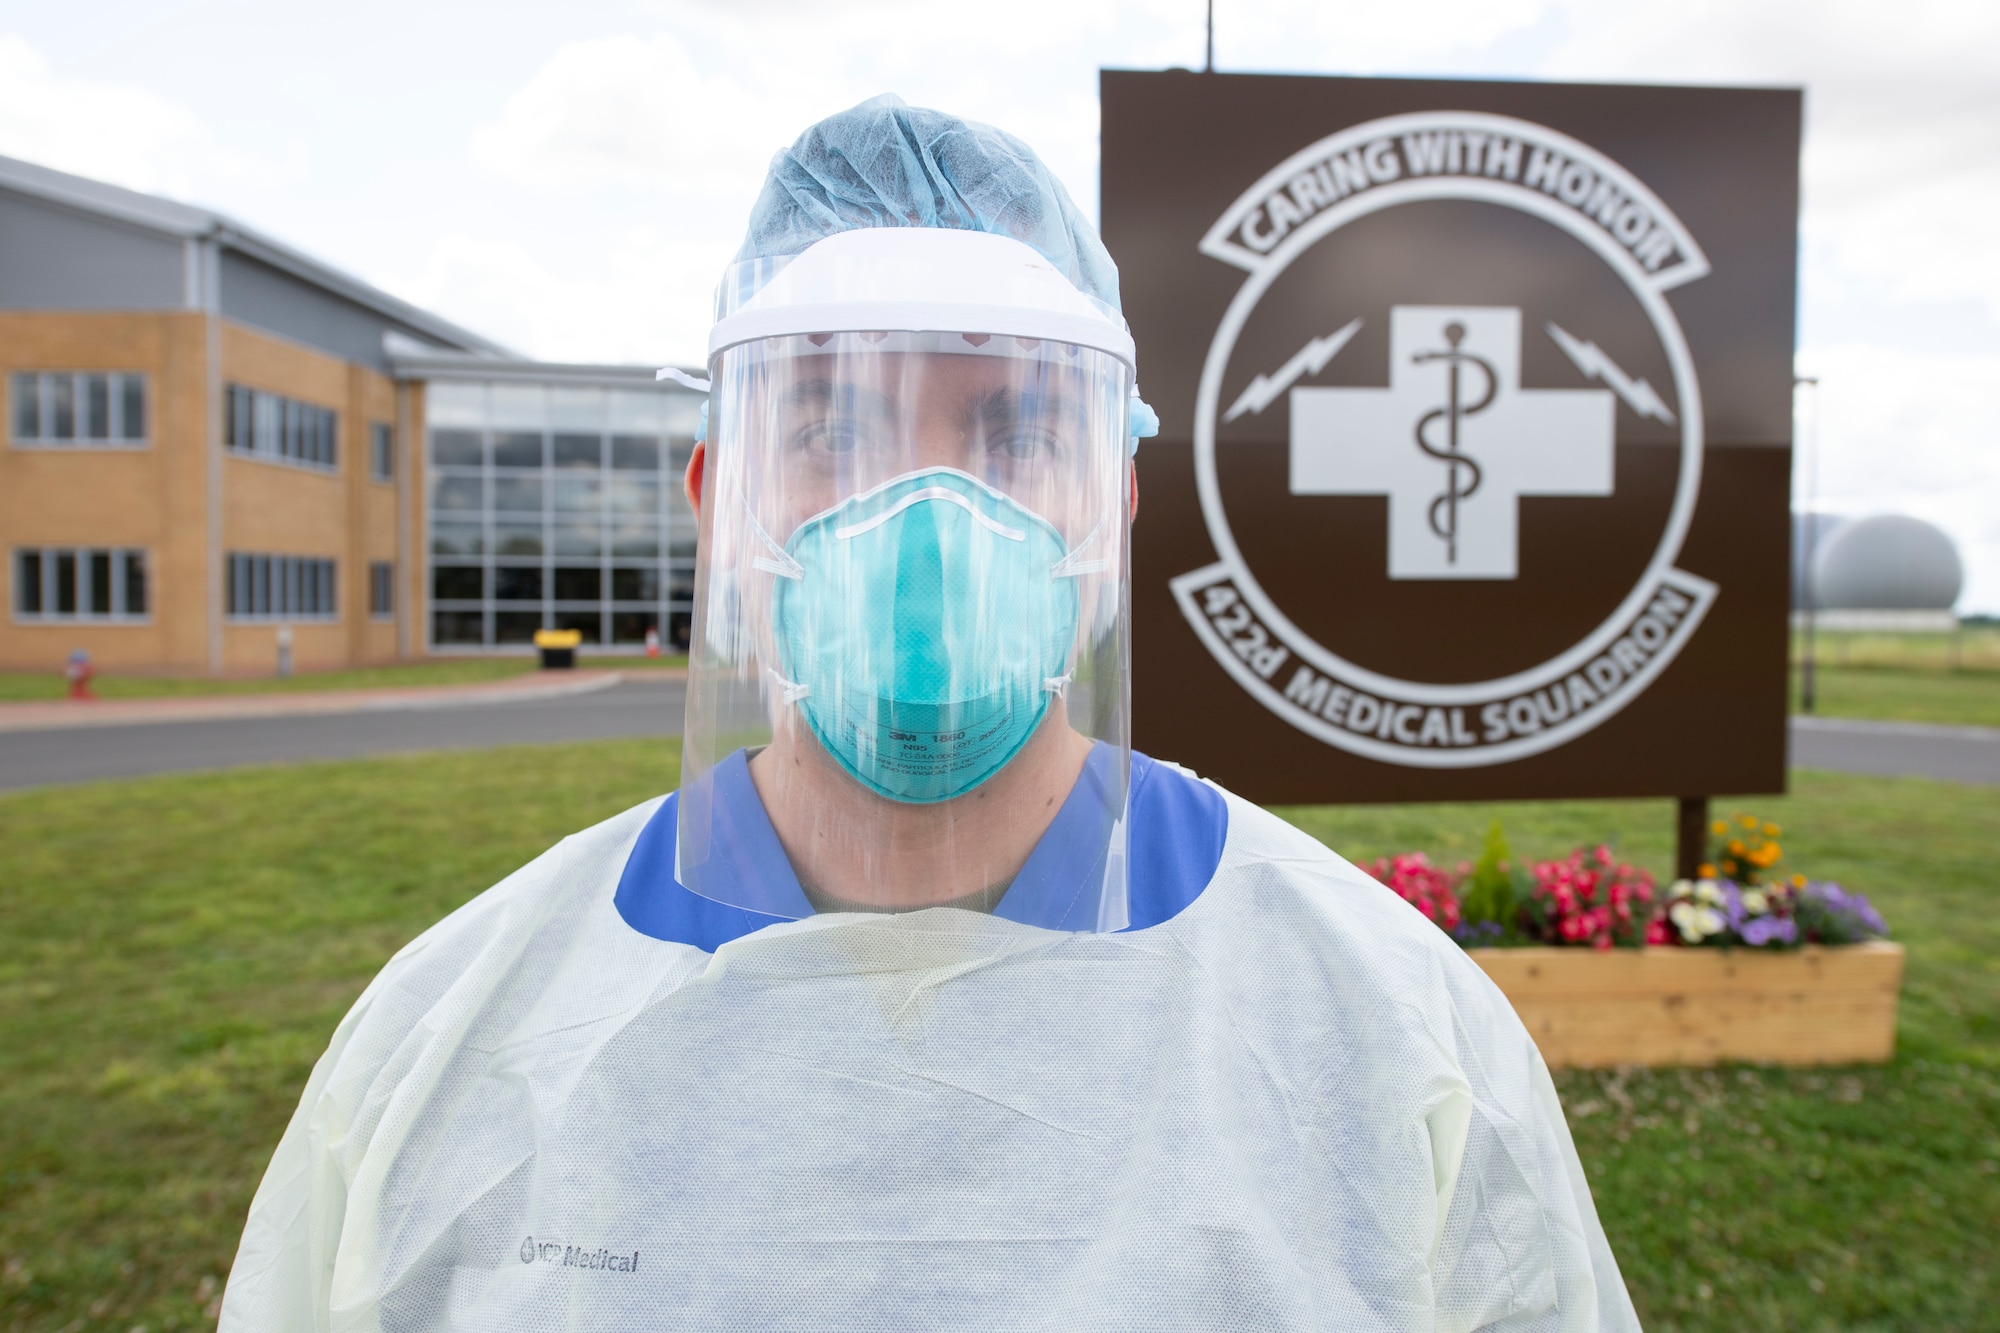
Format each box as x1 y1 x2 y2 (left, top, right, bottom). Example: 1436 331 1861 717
0 678 686 791
1788 714 2000 786
6 688 2000 792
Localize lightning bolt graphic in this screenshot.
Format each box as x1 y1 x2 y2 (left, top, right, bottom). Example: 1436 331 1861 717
1544 322 1677 425
1223 318 1364 422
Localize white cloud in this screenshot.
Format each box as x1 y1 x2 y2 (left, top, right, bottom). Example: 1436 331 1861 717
1218 0 1554 71
410 230 734 365
1533 0 2000 324
0 32 299 200
468 31 788 197
1797 342 2000 609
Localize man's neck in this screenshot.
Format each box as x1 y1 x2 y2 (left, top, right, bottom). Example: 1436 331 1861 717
799 877 1009 917
747 703 1093 910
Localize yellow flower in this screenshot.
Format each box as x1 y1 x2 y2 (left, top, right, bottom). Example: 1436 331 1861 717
1711 820 1728 836
1728 840 1746 856
1765 823 1781 837
1699 863 1716 878
1740 814 1758 829
1791 873 1807 888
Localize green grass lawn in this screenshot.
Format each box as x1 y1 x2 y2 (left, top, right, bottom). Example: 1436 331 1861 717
1797 627 2000 674
1796 664 2000 730
0 655 687 703
1788 627 2000 730
2 745 1995 1331
1282 784 2000 1331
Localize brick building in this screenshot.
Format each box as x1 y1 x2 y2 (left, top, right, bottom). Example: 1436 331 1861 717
0 153 700 675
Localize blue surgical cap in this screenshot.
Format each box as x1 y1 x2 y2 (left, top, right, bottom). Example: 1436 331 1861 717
735 94 1121 313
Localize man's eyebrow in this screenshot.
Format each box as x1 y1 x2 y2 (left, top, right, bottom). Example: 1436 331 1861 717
972 385 1082 429
782 378 835 408
783 377 894 417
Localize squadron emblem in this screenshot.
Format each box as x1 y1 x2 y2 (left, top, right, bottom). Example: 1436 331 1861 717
1174 110 1718 767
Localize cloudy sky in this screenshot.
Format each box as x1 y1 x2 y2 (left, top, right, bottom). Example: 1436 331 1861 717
4 0 1997 607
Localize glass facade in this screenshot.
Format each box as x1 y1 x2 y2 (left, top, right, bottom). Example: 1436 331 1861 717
425 379 700 651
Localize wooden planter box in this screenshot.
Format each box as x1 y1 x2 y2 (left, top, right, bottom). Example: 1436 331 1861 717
1471 941 1906 1068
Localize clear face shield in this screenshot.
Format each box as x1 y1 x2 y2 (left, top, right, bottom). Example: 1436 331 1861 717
678 238 1138 930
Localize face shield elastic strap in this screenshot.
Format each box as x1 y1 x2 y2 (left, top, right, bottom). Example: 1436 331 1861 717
655 367 713 443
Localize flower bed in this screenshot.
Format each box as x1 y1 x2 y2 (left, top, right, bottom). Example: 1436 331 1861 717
1363 814 1903 1067
1468 941 1905 1068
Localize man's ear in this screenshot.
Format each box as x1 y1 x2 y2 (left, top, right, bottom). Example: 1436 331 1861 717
685 440 707 518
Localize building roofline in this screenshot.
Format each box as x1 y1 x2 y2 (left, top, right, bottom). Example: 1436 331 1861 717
387 339 703 388
0 151 516 358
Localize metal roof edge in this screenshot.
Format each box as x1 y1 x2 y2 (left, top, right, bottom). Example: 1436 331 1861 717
0 151 212 237
0 150 515 358
388 347 706 388
216 227 515 357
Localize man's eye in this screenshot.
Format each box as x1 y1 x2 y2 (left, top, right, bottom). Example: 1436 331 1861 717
797 418 872 454
988 426 1062 460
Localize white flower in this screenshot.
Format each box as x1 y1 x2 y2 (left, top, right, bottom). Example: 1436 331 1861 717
1670 901 1710 942
1700 907 1726 935
1695 879 1724 906
1742 890 1768 915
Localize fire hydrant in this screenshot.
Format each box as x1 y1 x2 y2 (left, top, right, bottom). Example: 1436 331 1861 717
65 648 96 700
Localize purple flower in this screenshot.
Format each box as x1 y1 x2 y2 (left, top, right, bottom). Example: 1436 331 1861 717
1453 920 1506 947
1740 915 1797 947
1797 881 1889 943
1719 880 1747 929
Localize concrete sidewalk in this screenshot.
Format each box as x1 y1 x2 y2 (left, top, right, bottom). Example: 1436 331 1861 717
0 677 687 790
1790 714 2000 786
0 668 654 732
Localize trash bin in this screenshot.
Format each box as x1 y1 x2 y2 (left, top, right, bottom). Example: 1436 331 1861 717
533 628 582 670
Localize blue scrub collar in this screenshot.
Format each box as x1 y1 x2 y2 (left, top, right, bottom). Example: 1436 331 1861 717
681 744 1124 932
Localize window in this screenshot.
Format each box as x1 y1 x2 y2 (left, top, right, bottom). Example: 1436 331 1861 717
14 547 149 620
225 385 337 471
369 561 394 618
424 381 699 653
10 372 149 447
369 423 394 482
225 552 337 621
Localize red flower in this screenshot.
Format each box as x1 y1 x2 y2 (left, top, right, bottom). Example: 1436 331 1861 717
1524 847 1657 949
1363 853 1464 936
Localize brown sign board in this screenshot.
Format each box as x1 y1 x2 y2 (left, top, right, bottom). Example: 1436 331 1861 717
1104 70 1801 804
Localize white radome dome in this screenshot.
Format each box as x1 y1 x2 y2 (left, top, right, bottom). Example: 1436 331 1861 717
1812 514 1963 611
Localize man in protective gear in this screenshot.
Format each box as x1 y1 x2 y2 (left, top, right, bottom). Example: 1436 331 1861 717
221 95 1639 1332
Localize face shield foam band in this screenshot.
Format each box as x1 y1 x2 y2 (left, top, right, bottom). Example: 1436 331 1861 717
708 229 1137 366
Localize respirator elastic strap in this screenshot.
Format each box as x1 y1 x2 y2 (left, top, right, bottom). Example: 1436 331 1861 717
1050 517 1109 578
766 668 811 706
741 486 805 580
